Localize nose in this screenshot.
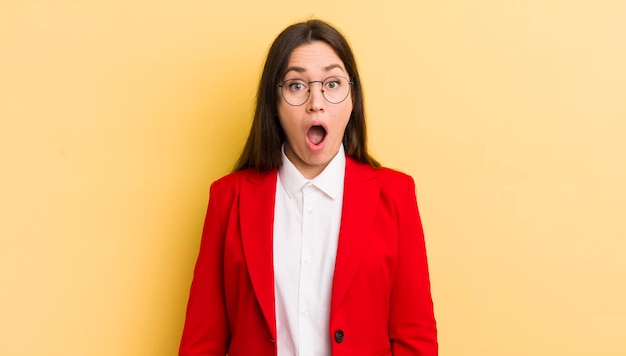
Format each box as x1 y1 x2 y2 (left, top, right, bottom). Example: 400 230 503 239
306 81 325 112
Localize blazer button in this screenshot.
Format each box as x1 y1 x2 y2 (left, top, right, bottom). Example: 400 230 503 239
334 330 344 343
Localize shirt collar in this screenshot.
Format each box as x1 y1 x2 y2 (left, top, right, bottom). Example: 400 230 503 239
278 145 346 199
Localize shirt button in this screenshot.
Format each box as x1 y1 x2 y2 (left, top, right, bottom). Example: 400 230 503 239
306 206 313 214
304 258 311 265
301 308 309 316
334 329 345 343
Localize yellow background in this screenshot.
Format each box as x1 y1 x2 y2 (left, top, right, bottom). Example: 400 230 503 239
1 1 625 355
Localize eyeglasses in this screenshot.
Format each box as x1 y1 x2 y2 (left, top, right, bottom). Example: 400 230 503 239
277 76 353 106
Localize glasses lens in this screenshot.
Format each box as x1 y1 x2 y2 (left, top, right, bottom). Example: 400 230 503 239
322 77 351 104
281 79 309 106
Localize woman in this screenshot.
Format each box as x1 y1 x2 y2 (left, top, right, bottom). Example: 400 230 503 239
179 19 437 356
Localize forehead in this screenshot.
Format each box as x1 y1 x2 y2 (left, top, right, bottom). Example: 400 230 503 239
285 41 346 72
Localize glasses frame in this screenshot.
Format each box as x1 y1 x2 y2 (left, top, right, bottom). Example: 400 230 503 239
277 76 353 107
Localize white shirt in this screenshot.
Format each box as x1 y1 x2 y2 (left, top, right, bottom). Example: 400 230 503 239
273 145 346 356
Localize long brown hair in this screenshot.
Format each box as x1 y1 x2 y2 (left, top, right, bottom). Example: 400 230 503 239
233 19 380 172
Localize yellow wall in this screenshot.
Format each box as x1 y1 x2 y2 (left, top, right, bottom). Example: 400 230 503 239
1 1 624 355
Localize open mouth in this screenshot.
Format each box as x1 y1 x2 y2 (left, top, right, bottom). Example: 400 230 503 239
307 125 327 146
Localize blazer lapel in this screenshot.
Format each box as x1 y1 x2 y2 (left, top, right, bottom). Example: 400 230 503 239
239 169 278 339
331 158 380 314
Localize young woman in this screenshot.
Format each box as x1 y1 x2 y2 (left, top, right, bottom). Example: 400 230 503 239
179 19 437 356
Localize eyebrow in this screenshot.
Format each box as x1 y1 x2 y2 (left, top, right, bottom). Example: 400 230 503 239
284 64 345 75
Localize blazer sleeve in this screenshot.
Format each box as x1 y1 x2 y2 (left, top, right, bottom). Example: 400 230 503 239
179 181 230 356
389 175 438 355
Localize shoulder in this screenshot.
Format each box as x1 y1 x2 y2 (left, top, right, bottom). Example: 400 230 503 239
347 157 415 192
211 169 248 190
375 167 417 203
376 166 414 185
210 168 277 193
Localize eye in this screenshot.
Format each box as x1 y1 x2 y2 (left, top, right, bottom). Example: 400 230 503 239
324 78 342 90
286 80 307 92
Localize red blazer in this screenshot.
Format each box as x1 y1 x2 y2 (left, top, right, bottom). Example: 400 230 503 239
180 157 437 356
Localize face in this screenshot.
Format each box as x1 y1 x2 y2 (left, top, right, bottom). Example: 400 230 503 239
277 41 353 179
